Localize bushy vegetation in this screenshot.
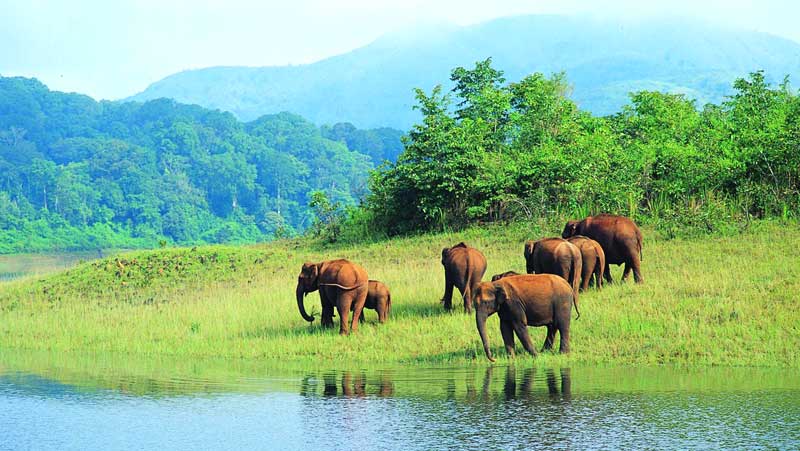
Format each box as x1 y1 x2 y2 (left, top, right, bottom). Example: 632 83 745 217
0 76 402 253
1 220 797 366
362 60 800 238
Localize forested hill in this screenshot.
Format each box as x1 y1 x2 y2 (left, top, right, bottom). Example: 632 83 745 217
129 15 800 128
0 76 403 253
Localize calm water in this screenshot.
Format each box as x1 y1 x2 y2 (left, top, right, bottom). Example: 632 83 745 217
0 351 798 451
0 251 115 281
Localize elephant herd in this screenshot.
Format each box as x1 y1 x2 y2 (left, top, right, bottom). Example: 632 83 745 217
295 213 644 361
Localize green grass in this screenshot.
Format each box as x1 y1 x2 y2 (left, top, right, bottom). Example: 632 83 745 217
0 220 798 367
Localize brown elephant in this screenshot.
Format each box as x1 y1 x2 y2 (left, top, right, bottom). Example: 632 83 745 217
352 280 391 323
441 242 487 313
565 235 606 291
473 274 574 362
491 271 521 282
523 238 581 318
296 259 369 335
562 214 643 283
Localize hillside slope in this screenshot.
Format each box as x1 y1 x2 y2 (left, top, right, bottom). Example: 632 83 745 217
129 15 800 128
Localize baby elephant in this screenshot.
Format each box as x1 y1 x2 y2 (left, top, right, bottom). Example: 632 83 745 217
352 280 392 323
491 271 521 281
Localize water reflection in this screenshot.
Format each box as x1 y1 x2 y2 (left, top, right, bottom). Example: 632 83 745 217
1 350 799 451
501 366 571 401
299 371 395 398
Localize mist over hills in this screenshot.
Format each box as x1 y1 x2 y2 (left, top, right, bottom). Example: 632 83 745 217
129 14 800 129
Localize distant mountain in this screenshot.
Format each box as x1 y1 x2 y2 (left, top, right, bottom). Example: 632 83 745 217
129 15 800 129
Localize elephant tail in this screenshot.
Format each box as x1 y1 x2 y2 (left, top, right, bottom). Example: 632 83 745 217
387 292 392 316
569 256 581 320
637 229 643 262
318 282 367 291
463 253 474 308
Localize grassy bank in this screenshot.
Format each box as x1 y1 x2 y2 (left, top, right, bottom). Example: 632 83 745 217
0 220 798 366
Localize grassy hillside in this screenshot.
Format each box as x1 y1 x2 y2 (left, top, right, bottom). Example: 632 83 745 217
128 15 800 128
0 220 797 366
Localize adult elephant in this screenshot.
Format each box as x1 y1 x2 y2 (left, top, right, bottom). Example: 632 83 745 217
473 274 574 362
296 259 369 335
565 235 606 291
441 242 487 313
562 214 643 284
523 238 581 318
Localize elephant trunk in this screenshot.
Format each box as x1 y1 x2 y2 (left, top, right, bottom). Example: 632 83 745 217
476 310 495 362
296 283 315 322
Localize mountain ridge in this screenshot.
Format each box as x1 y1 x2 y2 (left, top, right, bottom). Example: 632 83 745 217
128 14 800 128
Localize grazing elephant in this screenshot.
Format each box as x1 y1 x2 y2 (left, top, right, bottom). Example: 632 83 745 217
562 214 643 284
441 242 487 313
491 271 521 282
523 238 581 318
565 235 606 291
296 259 369 335
353 280 391 323
473 274 574 362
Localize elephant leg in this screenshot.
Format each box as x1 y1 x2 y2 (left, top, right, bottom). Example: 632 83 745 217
604 262 613 284
463 283 473 314
336 294 353 335
631 253 644 284
558 321 570 354
349 288 368 334
581 264 591 291
595 261 603 289
322 304 335 328
321 291 335 328
500 320 516 358
512 322 537 357
542 324 557 351
622 261 632 282
378 300 387 323
442 277 455 310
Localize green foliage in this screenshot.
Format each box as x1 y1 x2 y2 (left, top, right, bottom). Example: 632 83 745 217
0 77 403 253
307 191 344 243
364 62 800 238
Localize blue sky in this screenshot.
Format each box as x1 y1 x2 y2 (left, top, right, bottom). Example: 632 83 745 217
2 0 798 100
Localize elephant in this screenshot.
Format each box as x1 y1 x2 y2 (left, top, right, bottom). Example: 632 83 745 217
491 271 521 282
352 280 391 323
562 214 643 283
473 274 574 362
296 259 369 335
523 238 581 318
441 242 487 313
565 235 606 291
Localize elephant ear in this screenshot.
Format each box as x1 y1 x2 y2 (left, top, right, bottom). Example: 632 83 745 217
523 241 535 259
441 247 450 264
494 283 512 305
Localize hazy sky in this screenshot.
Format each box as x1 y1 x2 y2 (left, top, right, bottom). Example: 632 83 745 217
2 0 798 100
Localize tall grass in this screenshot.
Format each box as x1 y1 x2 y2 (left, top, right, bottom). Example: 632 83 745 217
0 220 798 367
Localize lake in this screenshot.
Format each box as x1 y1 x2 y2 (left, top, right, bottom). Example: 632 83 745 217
0 251 119 281
0 350 797 450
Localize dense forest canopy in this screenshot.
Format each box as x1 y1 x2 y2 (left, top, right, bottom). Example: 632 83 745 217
0 76 403 253
2 58 798 253
354 59 799 239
